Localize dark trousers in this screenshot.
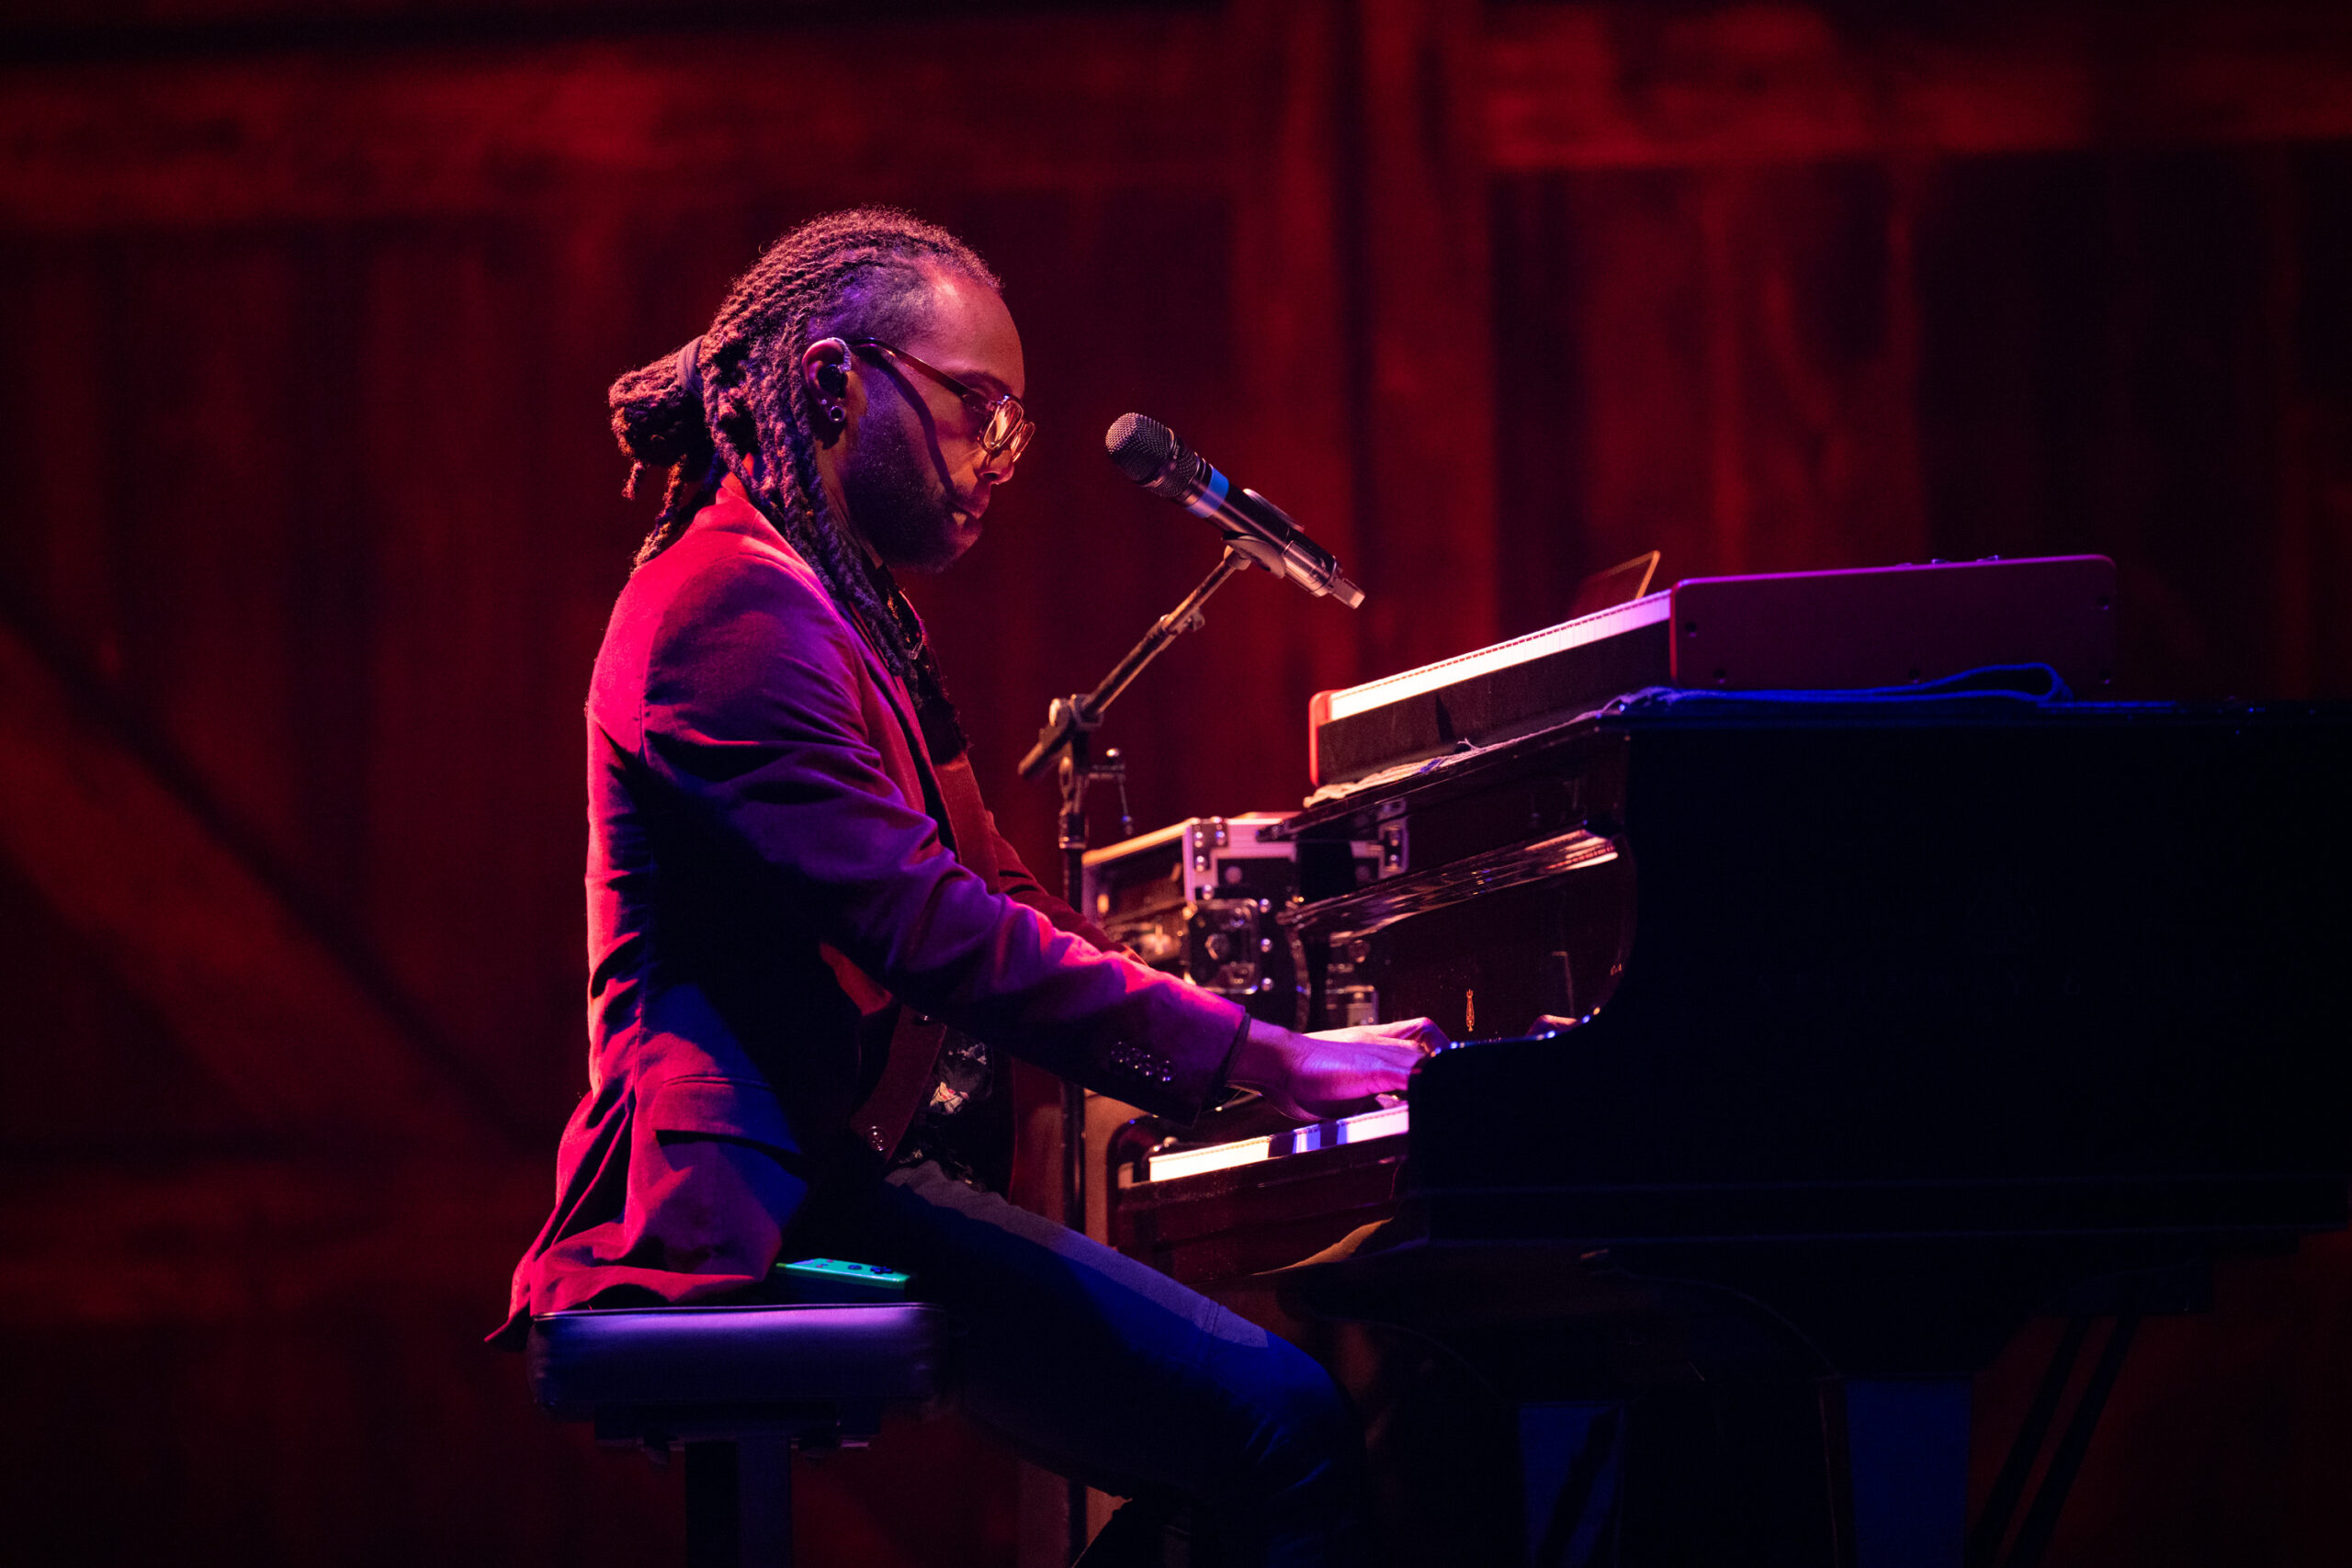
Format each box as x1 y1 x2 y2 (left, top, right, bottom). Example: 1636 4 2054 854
816 1160 1371 1567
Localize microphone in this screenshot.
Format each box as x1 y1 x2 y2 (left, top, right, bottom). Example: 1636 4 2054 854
1104 413 1364 608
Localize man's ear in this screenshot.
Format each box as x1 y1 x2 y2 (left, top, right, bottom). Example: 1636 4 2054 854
803 337 852 400
801 338 854 443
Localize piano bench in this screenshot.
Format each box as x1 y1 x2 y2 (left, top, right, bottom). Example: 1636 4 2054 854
526 1303 953 1568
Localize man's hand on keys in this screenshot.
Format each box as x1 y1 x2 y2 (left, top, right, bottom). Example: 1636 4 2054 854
1228 1016 1450 1122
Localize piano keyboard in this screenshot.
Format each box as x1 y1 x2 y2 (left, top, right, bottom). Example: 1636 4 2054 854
1140 1101 1411 1185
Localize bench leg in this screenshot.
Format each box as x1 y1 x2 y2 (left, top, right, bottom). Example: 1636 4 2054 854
686 1438 795 1568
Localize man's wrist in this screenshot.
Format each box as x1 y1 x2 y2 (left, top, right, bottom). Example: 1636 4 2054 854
1214 1008 1257 1089
1227 1016 1293 1094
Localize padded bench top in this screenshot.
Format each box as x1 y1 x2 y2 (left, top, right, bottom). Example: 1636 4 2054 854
528 1303 950 1417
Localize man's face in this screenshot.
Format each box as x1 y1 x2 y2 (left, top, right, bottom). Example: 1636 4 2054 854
836 267 1026 574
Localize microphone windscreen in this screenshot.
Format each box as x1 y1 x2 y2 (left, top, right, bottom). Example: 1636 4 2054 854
1104 412 1178 490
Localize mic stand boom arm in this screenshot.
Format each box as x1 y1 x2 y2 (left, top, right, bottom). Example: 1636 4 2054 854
1014 545 1252 1566
1016 544 1253 784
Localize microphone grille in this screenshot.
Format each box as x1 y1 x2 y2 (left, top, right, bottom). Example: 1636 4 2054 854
1104 412 1179 490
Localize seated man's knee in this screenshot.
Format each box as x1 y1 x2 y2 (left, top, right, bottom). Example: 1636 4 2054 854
1226 1345 1365 1515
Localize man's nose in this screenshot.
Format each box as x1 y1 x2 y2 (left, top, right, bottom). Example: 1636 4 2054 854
975 446 1018 485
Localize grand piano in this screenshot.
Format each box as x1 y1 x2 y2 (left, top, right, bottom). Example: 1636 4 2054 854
1100 561 2352 1567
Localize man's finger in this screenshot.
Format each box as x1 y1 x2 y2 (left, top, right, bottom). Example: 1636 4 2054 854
1388 1016 1449 1051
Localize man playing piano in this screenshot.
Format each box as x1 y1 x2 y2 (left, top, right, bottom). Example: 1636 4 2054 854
492 208 1442 1564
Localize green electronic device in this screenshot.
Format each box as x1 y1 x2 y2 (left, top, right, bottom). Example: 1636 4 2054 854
775 1257 912 1303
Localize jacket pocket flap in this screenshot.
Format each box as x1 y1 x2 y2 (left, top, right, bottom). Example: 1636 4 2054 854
644 1074 797 1154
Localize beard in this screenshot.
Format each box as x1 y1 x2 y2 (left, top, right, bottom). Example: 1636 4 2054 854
838 415 975 574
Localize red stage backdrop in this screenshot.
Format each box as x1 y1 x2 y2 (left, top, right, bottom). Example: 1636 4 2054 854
1 3 2348 1563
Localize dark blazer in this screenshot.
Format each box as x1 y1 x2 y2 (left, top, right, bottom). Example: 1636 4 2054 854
496 478 1242 1342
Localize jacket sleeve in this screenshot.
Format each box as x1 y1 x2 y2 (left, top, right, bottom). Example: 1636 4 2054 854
640 551 1241 1119
987 811 1122 953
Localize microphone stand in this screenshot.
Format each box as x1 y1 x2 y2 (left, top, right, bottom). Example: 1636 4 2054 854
1016 545 1252 1563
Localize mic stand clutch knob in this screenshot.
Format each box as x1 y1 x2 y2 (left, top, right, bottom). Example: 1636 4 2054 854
1056 739 1129 860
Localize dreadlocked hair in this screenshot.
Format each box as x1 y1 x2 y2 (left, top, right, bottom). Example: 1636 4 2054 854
607 207 1001 685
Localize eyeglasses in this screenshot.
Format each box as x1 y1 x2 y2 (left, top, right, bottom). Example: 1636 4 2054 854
848 337 1035 471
